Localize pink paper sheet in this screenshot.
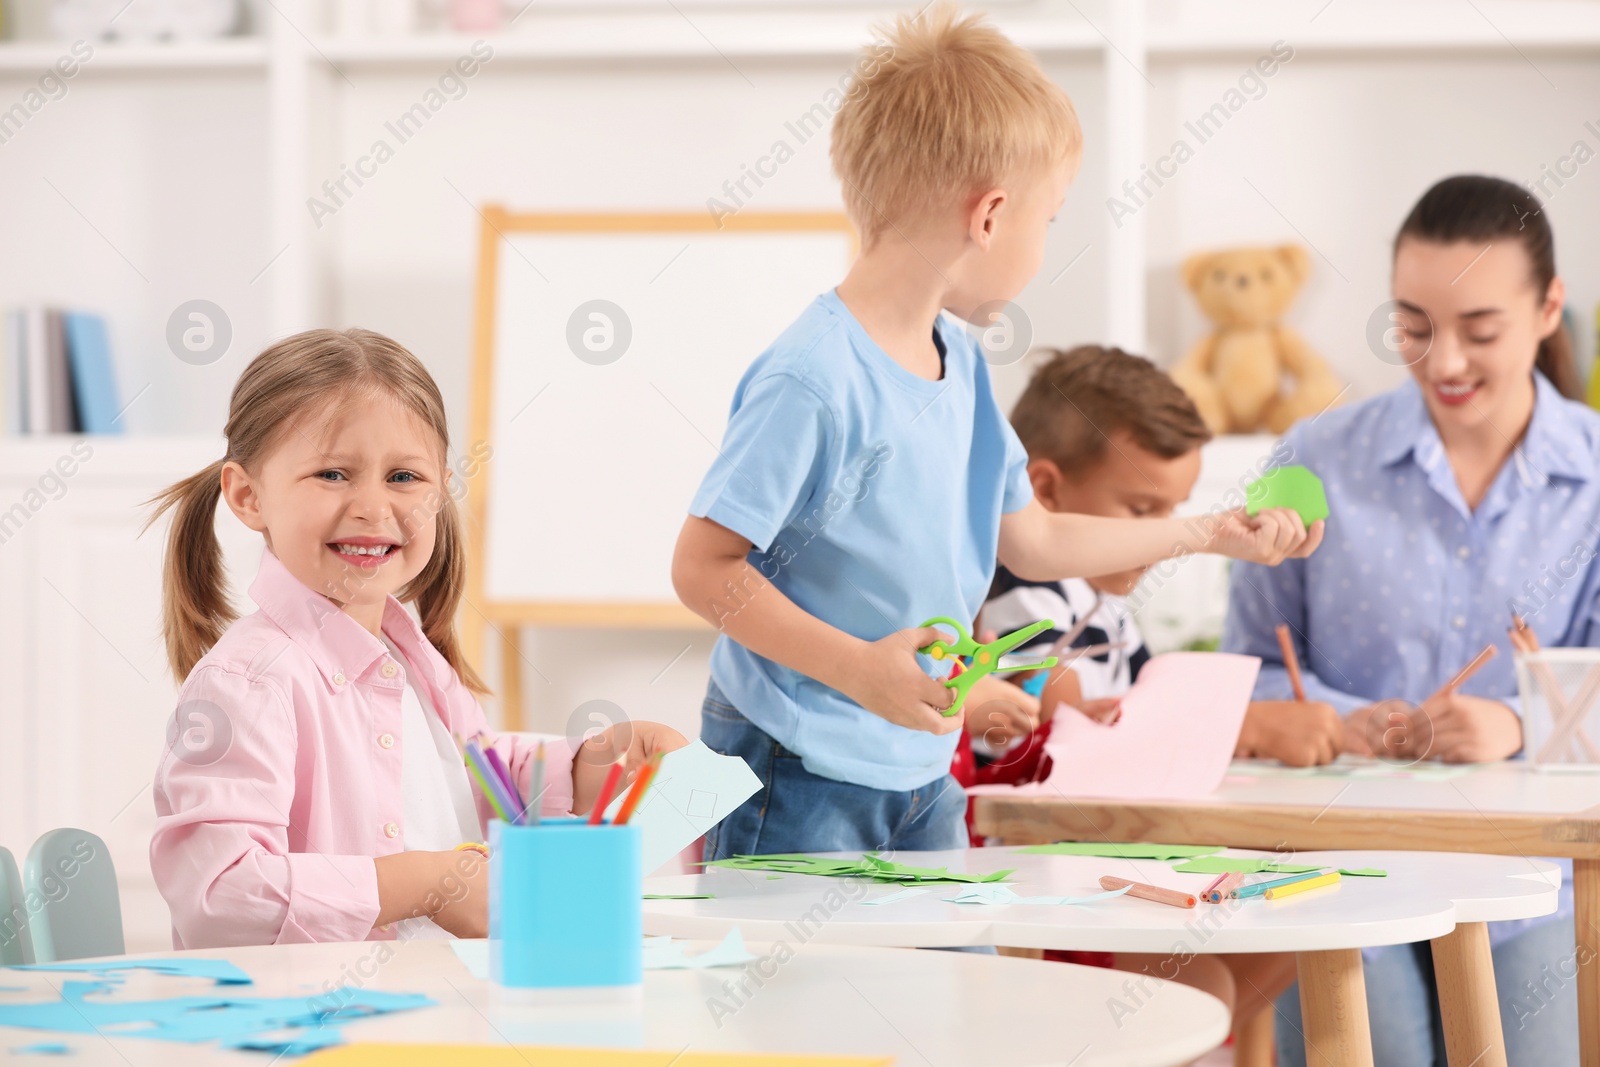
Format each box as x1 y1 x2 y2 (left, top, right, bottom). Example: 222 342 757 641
968 652 1260 800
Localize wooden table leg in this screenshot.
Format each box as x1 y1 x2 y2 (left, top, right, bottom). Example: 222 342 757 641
1577 858 1600 1067
1297 948 1373 1067
1431 922 1507 1067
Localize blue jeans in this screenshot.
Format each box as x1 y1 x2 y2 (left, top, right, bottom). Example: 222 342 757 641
699 680 968 859
1273 915 1579 1066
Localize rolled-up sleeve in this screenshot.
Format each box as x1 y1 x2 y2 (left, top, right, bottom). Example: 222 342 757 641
150 666 380 948
488 733 577 818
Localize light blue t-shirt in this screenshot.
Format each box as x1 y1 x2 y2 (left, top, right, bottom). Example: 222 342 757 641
689 290 1033 791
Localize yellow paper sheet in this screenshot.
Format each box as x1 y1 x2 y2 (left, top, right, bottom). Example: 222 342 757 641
304 1044 892 1066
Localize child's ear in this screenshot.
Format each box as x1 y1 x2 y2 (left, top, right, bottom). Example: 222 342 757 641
1027 457 1065 509
219 460 267 533
1180 252 1215 294
969 187 1007 248
1275 244 1310 285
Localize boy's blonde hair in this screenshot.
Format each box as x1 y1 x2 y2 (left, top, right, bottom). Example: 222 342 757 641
144 328 489 694
831 4 1081 242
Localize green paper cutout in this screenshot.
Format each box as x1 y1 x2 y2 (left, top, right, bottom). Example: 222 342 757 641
1013 842 1224 860
642 893 716 900
1338 868 1388 877
1170 857 1321 875
1246 465 1329 525
702 852 1013 885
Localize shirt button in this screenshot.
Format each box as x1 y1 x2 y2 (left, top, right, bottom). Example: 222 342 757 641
384 822 399 838
379 733 395 749
1452 615 1467 629
381 662 398 678
333 673 346 686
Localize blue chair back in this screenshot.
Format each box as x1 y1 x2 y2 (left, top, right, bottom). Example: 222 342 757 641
24 829 124 962
0 847 32 965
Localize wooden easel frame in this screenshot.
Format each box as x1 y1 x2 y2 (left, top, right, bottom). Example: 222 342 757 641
463 208 855 726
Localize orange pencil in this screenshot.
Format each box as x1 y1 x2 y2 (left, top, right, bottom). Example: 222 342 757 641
587 762 626 826
614 752 663 826
1100 875 1196 909
1275 623 1307 702
1430 643 1497 702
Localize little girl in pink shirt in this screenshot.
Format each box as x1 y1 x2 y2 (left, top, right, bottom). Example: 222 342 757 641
147 328 684 949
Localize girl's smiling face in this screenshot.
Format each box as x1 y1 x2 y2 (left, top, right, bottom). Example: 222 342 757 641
1391 237 1565 438
220 390 447 635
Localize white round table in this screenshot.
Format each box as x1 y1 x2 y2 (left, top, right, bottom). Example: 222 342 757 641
642 848 1561 1067
0 937 1228 1067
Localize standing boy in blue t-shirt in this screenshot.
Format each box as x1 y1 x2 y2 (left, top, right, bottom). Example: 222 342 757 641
673 5 1323 859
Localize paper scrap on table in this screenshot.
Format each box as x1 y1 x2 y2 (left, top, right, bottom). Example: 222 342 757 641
640 928 755 970
970 653 1259 800
1245 465 1329 525
450 928 754 981
705 853 1014 885
1171 857 1321 875
1014 842 1223 860
1228 757 1471 781
8 958 253 985
1338 868 1387 877
12 1043 70 1055
943 884 1130 906
302 1043 894 1066
603 740 761 873
643 893 716 900
859 887 932 906
0 972 432 1049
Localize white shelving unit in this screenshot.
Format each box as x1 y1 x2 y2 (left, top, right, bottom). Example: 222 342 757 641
6 0 1596 383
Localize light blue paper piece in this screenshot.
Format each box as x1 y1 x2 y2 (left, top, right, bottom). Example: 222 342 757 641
943 884 1132 906
9 958 252 986
603 740 762 874
223 1026 345 1055
0 980 433 1048
860 887 933 906
450 940 491 980
640 928 754 970
452 929 756 982
12 1042 70 1055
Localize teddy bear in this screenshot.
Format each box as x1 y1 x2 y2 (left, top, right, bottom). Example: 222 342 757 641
1169 244 1345 435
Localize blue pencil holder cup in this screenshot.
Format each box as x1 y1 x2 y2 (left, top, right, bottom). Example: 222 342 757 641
489 818 642 991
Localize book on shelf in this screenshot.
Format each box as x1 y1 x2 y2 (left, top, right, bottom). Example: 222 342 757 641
0 305 123 436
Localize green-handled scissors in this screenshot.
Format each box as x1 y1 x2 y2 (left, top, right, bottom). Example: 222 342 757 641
917 617 1059 717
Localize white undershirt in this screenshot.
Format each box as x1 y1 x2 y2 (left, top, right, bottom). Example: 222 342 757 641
383 635 482 940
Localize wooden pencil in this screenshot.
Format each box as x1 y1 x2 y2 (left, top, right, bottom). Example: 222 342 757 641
1275 623 1307 702
1430 643 1497 701
1100 875 1196 909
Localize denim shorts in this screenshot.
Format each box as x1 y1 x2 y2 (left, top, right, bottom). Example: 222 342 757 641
698 679 968 861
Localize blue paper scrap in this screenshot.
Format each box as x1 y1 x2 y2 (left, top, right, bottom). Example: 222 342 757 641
9 958 252 986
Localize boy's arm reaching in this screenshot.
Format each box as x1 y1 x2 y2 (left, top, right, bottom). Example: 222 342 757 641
996 498 1323 581
672 514 961 735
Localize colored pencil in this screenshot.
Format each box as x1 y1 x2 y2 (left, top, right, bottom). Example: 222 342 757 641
466 738 523 824
1231 870 1327 899
1430 643 1497 702
1264 871 1341 899
1275 623 1307 702
587 762 626 826
614 752 663 826
527 741 547 824
461 744 512 823
1099 875 1196 909
481 745 524 821
1206 872 1246 903
1201 873 1229 901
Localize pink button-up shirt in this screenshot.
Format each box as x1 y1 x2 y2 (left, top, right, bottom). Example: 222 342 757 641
151 547 575 949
